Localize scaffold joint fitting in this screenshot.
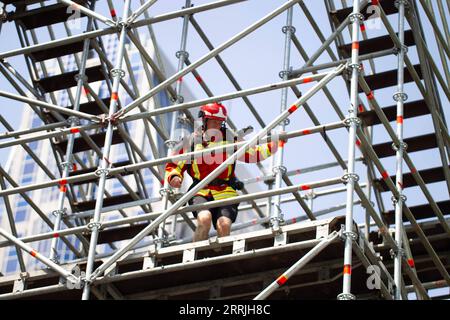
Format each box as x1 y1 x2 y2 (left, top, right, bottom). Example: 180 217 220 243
390 247 406 259
52 208 68 218
74 74 88 83
94 168 110 177
282 25 296 34
391 194 407 205
67 116 80 126
111 68 126 79
343 116 361 128
176 50 189 59
59 161 73 171
395 0 410 9
278 68 292 79
272 165 287 176
341 172 360 184
87 221 102 231
337 293 356 300
393 91 408 102
393 44 409 55
391 141 408 152
159 187 174 197
349 12 364 23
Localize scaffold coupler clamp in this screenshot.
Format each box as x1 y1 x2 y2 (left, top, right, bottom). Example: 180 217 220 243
272 165 287 177
393 91 408 102
67 116 80 127
390 246 406 260
279 67 292 80
393 44 409 55
348 11 364 23
341 171 360 185
394 0 410 10
391 194 407 206
59 161 74 172
270 215 285 234
338 224 358 242
391 141 408 152
111 67 126 79
282 25 296 35
159 186 174 198
176 50 189 60
337 292 356 300
343 116 361 128
52 208 68 218
74 73 88 84
87 220 102 232
95 167 110 178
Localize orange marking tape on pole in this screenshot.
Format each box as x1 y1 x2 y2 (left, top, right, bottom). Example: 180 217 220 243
302 129 311 135
288 105 298 114
276 275 288 286
343 264 352 275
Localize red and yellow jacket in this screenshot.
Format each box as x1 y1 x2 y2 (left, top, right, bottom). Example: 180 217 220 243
165 134 278 201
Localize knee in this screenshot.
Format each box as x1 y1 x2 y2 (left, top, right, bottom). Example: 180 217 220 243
197 211 212 228
217 216 231 230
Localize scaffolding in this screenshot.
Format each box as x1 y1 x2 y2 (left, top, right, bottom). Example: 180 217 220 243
0 0 448 300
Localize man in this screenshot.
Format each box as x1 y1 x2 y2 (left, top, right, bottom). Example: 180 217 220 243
165 102 283 241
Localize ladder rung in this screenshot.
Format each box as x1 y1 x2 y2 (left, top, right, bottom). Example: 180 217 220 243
54 129 124 154
374 166 450 192
372 133 437 159
338 30 416 58
358 64 423 93
34 65 105 93
360 99 430 126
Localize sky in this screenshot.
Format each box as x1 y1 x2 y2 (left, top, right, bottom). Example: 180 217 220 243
0 0 449 298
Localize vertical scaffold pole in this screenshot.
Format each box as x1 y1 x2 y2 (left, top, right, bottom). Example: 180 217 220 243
162 0 192 242
49 2 96 264
81 0 132 301
393 0 408 300
271 7 294 231
337 0 362 301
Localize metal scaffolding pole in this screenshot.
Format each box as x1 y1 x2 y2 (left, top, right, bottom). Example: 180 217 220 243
87 64 345 284
393 0 408 300
254 231 339 300
81 0 132 301
162 0 192 242
337 0 361 301
271 6 294 231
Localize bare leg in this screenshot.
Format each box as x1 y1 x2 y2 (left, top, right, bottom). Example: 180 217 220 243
194 210 212 241
216 216 232 237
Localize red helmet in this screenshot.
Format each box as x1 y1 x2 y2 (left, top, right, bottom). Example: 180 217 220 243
199 102 227 121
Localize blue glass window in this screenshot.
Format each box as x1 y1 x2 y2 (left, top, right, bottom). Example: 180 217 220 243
15 209 27 222
23 163 34 175
6 260 17 273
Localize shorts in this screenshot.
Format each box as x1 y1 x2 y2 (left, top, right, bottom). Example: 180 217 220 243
189 195 239 230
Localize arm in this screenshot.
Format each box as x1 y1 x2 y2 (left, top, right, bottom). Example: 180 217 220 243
238 141 280 163
165 141 188 187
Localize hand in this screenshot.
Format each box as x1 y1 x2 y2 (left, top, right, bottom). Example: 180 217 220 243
169 176 182 188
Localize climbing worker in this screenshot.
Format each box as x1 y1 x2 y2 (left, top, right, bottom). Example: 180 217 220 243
165 102 285 241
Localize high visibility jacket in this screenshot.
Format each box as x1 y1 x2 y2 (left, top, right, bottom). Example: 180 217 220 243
165 133 278 201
